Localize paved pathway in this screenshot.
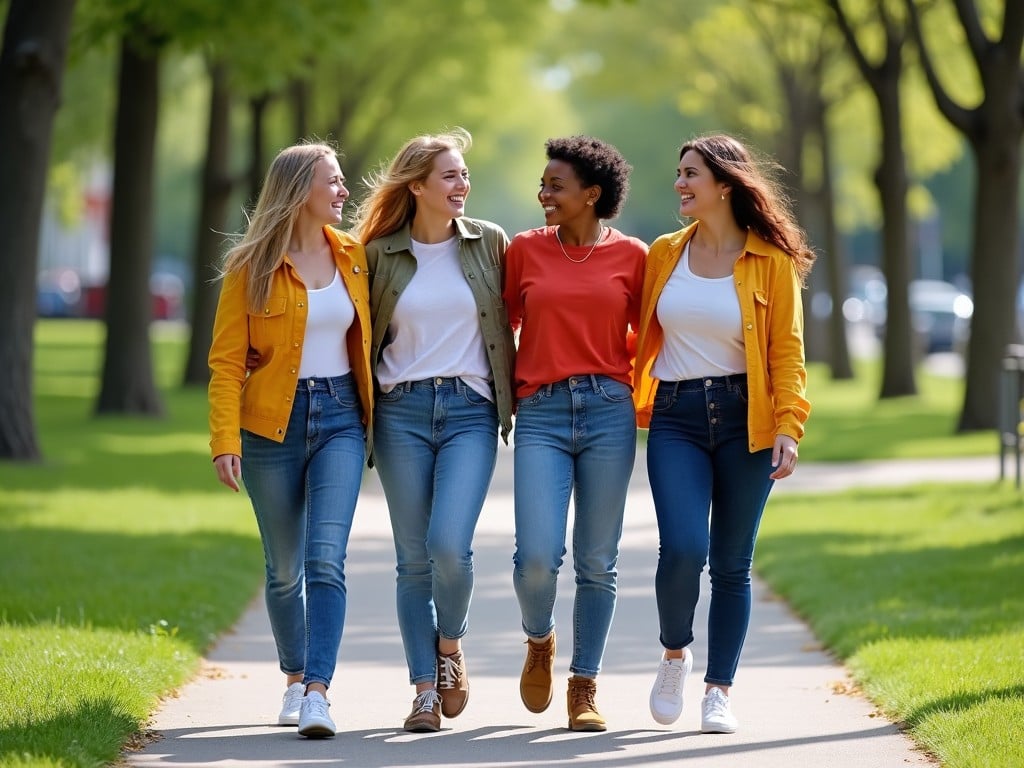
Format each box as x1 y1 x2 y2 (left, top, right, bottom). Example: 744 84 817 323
126 448 1007 767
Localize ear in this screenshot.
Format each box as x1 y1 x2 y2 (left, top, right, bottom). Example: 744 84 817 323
587 185 602 208
408 182 423 196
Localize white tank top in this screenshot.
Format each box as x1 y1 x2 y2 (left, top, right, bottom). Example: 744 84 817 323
651 241 746 381
298 270 354 378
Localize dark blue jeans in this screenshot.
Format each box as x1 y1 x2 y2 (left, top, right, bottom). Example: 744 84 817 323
646 374 774 687
241 374 365 689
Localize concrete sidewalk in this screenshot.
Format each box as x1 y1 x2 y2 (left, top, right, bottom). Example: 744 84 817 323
127 449 1006 767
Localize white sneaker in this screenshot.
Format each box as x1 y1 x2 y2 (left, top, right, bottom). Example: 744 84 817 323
700 687 738 733
649 653 692 725
298 690 336 738
277 682 305 726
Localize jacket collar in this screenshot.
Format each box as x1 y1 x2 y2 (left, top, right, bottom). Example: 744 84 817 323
383 217 480 254
667 222 774 258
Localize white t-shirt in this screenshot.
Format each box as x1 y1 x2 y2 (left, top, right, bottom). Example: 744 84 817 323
651 241 746 381
377 236 492 399
298 270 354 378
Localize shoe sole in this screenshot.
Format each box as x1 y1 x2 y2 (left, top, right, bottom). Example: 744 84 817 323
404 722 441 733
277 716 300 726
568 720 607 732
520 689 553 713
701 725 737 734
650 708 682 726
298 724 335 738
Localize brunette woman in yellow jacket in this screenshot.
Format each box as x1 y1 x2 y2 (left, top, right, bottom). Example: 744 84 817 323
208 143 373 739
634 135 813 735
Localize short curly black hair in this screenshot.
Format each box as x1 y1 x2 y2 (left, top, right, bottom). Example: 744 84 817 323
545 135 632 220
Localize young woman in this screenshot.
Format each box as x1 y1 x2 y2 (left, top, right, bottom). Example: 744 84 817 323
208 142 373 739
634 134 813 734
353 127 515 732
504 135 646 732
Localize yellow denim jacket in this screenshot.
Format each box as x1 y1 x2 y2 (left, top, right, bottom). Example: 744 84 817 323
633 223 810 451
208 226 374 459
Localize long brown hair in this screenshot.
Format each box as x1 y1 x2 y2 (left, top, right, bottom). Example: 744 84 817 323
681 134 815 285
221 142 336 312
352 127 471 245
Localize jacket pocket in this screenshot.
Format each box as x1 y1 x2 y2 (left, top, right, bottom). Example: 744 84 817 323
248 296 289 349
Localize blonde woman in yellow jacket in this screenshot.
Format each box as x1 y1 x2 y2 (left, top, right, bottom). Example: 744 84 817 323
634 135 813 736
208 143 373 739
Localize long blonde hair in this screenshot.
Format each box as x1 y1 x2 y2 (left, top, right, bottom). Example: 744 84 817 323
353 127 471 245
221 142 336 312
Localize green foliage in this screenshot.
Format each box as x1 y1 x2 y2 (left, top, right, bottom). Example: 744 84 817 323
801 358 994 460
0 321 262 766
757 484 1024 767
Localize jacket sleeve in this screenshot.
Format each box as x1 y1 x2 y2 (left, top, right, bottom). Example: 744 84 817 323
208 270 250 459
767 257 811 442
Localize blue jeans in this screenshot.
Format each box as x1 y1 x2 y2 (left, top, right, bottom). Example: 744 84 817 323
512 375 636 678
373 377 499 685
646 374 775 687
241 374 365 689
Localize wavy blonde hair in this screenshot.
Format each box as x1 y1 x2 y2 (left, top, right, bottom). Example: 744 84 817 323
681 134 815 285
221 142 336 311
352 127 471 245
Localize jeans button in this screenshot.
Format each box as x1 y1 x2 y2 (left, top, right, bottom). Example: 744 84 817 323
308 378 315 388
436 377 443 386
705 378 713 387
569 377 578 386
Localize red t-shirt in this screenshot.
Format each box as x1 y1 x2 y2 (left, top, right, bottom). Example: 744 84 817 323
503 225 646 399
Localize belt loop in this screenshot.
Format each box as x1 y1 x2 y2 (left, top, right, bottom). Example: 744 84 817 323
589 374 600 391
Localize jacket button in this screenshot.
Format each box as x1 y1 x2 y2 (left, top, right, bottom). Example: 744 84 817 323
353 266 361 273
293 342 300 348
746 323 753 330
298 302 304 308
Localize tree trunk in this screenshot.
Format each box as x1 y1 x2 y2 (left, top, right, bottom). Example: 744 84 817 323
959 131 1022 430
95 33 164 416
0 0 76 461
183 60 234 386
815 87 854 380
875 75 916 398
289 77 309 141
247 92 271 209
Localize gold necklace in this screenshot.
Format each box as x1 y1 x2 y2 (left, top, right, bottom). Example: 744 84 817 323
556 225 604 263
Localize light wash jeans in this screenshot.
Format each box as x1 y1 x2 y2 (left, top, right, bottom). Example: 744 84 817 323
373 376 499 685
241 373 365 689
646 374 775 687
512 375 636 678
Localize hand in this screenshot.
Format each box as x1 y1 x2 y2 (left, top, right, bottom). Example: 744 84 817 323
213 454 242 492
769 435 798 480
245 347 261 372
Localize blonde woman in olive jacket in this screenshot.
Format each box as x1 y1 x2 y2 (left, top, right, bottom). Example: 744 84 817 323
353 127 515 733
633 135 813 736
208 143 373 739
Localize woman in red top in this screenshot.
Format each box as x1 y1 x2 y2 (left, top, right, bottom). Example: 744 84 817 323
503 136 646 731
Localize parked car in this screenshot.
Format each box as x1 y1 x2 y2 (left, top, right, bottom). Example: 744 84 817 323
36 268 82 317
908 279 973 354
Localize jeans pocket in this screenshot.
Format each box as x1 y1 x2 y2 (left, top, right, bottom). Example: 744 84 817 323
597 378 632 403
461 384 493 406
652 390 675 413
378 386 405 404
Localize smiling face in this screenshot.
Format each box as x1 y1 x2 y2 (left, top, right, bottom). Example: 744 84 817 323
302 153 349 225
675 149 729 219
413 149 470 221
538 158 599 226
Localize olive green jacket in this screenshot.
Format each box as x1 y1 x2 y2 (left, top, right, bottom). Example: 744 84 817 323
365 216 516 442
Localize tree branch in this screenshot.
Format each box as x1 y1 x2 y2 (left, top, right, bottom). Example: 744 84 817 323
827 0 880 89
904 0 974 133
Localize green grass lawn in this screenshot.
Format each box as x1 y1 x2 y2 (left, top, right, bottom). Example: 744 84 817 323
758 484 1024 768
1 320 1020 767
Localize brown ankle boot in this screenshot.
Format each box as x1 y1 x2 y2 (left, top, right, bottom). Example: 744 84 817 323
520 633 556 712
567 675 606 731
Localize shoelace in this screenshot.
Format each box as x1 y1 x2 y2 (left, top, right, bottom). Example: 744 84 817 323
437 652 464 691
525 640 552 672
569 681 597 712
305 694 330 718
655 661 684 695
413 688 442 713
704 689 730 717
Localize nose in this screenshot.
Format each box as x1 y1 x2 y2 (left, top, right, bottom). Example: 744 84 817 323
674 177 685 192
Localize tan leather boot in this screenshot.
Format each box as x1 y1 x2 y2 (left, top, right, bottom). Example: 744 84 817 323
567 675 606 732
519 633 556 712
